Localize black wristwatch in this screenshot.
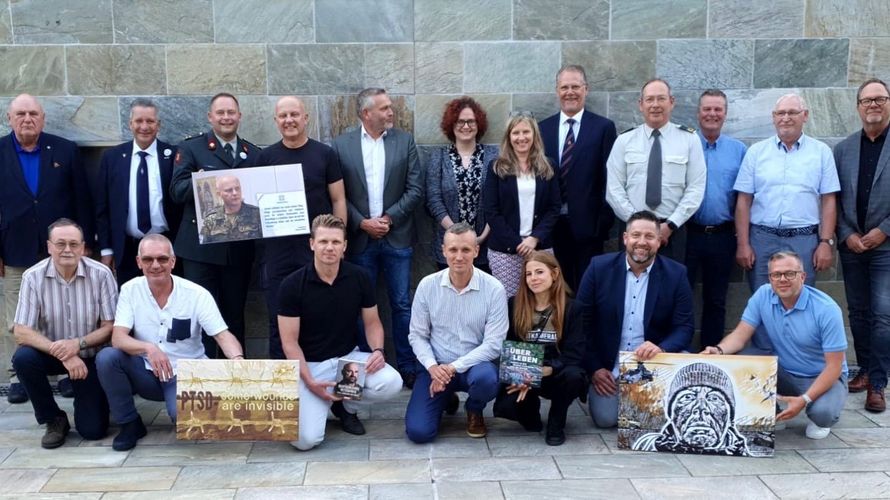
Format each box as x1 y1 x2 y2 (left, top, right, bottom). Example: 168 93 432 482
372 347 385 357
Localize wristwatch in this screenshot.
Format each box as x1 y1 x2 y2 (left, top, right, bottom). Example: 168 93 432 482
801 393 813 406
819 238 835 247
79 338 88 350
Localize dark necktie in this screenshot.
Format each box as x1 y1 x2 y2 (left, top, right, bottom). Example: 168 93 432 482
560 118 576 193
224 143 235 160
136 151 151 234
646 129 662 209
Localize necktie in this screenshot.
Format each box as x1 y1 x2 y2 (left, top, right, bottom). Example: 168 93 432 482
136 151 151 234
646 129 662 209
559 118 576 193
224 143 235 160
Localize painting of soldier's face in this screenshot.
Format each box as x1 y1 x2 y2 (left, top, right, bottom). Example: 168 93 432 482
669 385 732 449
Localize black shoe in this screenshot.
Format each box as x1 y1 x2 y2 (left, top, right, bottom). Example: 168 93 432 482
331 401 365 435
546 411 567 446
401 371 416 389
445 393 460 415
41 412 70 449
112 417 147 451
57 377 74 398
519 414 544 432
7 382 28 404
545 428 566 446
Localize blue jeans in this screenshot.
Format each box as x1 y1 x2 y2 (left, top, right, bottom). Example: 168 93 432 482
839 246 890 388
12 346 109 439
350 239 416 374
405 361 498 443
685 229 736 349
96 347 178 425
748 226 818 350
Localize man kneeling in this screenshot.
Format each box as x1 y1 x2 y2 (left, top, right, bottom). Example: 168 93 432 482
96 234 244 451
278 215 402 451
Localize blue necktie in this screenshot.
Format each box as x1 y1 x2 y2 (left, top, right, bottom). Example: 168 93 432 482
136 151 151 234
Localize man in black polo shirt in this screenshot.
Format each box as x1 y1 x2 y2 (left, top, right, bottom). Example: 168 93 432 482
278 214 402 451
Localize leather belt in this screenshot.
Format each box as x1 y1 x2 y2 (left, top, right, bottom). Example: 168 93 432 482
688 222 734 234
752 224 818 237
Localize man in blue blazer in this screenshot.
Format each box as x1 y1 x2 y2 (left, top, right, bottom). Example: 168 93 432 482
576 210 694 428
94 98 182 286
332 88 424 388
0 94 95 402
538 65 617 289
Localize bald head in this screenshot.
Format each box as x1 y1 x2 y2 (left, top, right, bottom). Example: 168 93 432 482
274 96 310 147
7 94 45 148
215 175 244 212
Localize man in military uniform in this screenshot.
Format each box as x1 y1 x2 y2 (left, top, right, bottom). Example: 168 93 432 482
200 175 262 243
170 93 260 357
605 78 707 258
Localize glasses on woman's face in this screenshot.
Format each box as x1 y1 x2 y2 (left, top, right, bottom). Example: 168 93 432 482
455 119 477 129
768 270 802 281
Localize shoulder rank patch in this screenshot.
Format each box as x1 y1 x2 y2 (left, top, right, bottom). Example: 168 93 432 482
183 132 205 141
620 127 636 135
677 124 696 133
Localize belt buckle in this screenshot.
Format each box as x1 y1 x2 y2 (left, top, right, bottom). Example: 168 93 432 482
703 225 717 234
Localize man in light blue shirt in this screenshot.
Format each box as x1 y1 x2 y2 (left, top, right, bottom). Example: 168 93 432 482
703 251 847 440
685 89 747 349
734 93 840 294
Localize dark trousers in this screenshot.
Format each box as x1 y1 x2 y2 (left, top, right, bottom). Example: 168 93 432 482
685 227 736 349
96 347 178 424
553 216 603 292
12 346 109 440
493 364 586 431
839 246 890 388
182 259 251 358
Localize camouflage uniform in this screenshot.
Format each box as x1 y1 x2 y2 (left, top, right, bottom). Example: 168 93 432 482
200 203 261 243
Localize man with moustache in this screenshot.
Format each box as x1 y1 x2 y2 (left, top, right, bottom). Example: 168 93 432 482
833 78 890 413
703 251 848 440
254 96 346 359
684 90 747 349
332 88 423 387
170 93 260 357
95 98 182 286
538 65 618 289
576 210 694 428
606 79 707 257
0 94 95 403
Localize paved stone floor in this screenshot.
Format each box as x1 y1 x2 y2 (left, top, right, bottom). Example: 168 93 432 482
1 387 889 499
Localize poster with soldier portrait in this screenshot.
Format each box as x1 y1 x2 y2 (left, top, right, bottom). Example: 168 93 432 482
617 352 778 457
192 164 309 244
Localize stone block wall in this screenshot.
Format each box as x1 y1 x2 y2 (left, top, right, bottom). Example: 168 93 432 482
0 0 883 361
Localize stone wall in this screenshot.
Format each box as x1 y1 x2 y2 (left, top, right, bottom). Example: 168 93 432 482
1 0 884 361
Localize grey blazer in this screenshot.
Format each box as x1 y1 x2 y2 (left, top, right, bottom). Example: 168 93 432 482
425 144 499 264
834 129 890 251
331 126 424 254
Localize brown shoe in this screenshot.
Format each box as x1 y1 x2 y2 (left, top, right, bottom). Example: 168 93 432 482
41 412 70 449
849 372 870 393
865 386 886 413
466 412 487 438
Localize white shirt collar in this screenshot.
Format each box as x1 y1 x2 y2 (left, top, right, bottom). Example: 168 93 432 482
560 109 584 126
131 139 158 156
361 125 387 141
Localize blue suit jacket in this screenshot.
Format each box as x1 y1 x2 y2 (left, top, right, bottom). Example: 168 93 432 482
576 252 694 373
538 110 617 241
482 160 562 253
94 140 182 268
0 132 94 266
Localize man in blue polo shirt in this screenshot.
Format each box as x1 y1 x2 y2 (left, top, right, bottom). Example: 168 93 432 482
685 89 747 349
702 250 848 440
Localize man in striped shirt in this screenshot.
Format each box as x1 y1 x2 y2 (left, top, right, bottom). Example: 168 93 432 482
11 218 118 449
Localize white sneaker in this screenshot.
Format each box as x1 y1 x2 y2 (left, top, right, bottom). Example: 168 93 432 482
805 421 831 439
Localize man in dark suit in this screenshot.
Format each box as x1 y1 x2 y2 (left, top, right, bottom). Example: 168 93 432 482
576 210 694 428
538 65 618 290
169 93 260 357
331 87 424 387
94 98 182 286
834 78 890 413
0 94 95 403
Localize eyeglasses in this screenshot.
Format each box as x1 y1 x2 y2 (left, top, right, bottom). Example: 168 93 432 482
772 110 804 118
858 96 890 107
51 240 82 250
455 119 477 129
768 270 802 281
139 256 171 265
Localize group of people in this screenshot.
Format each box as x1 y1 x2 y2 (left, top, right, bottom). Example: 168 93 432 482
3 63 888 453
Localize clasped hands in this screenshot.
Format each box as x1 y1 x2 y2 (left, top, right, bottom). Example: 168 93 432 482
428 363 456 397
361 216 392 239
49 338 88 380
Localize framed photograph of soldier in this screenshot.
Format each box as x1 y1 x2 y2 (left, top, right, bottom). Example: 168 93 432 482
191 164 310 244
334 358 366 401
176 359 300 441
617 352 778 457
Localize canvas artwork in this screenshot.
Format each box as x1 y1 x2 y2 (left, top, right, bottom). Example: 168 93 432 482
176 359 300 441
617 352 778 457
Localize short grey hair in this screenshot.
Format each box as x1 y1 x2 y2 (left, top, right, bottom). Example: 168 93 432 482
775 93 807 111
129 98 159 120
138 234 175 257
556 65 587 86
356 88 387 117
768 250 803 269
445 222 475 236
